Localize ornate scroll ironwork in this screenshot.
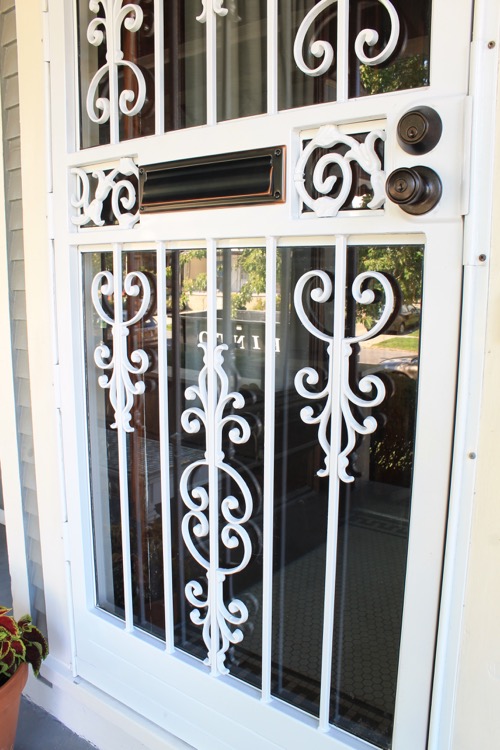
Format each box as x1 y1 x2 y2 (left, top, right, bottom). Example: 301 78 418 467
85 0 146 133
71 158 140 228
294 261 395 482
196 0 228 23
294 0 400 77
180 342 253 674
294 125 386 217
91 268 151 432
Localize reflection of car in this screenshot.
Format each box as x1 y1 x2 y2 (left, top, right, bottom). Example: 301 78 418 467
378 356 419 380
387 303 420 334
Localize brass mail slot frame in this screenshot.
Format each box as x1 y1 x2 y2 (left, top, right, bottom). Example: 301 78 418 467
139 146 285 213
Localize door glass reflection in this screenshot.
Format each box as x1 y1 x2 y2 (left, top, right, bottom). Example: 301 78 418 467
84 242 425 748
271 244 423 749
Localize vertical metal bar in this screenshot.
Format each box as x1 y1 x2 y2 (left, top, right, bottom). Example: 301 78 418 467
113 243 134 630
282 2 292 108
108 12 119 144
157 241 174 652
336 0 349 103
154 0 165 134
267 0 278 115
206 237 220 673
222 249 232 355
332 246 357 720
332 487 350 721
261 236 277 702
318 235 346 731
276 249 291 696
206 3 217 125
127 257 145 624
171 250 187 643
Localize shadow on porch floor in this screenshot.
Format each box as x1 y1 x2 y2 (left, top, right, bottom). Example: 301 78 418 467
0 523 96 749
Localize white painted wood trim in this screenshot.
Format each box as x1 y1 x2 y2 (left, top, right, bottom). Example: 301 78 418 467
15 2 71 663
428 0 500 747
0 33 31 613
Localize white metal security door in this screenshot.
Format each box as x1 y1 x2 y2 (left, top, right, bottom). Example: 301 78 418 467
49 2 472 749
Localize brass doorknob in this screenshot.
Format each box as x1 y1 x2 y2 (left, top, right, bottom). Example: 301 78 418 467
386 166 442 215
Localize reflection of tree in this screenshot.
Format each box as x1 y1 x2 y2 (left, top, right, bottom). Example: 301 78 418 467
359 54 429 95
166 249 207 310
356 245 423 329
230 248 282 317
370 373 416 487
231 248 267 315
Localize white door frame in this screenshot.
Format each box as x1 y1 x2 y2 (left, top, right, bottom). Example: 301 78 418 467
429 0 500 748
44 1 483 749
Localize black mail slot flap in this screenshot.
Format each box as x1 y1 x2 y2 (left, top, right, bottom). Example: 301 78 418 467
139 146 285 212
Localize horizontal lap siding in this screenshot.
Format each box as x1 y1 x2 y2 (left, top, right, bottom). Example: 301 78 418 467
0 2 46 634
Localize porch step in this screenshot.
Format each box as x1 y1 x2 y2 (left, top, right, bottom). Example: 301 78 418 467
15 698 96 750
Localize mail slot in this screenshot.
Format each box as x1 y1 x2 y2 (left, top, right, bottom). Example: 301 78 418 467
139 146 285 212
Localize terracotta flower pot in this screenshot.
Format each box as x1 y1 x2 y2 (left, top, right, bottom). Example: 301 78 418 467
0 662 28 750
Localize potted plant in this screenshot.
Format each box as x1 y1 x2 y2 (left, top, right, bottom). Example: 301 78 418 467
0 607 48 750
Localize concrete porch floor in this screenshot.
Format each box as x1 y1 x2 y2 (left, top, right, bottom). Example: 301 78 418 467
0 523 96 750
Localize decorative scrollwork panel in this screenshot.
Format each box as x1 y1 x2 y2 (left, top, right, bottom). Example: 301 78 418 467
294 125 386 218
71 157 140 228
294 247 396 482
294 0 400 76
85 0 147 136
180 341 255 674
196 0 228 23
91 261 151 433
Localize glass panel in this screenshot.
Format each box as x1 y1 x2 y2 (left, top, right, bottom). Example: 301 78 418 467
164 1 206 131
271 246 333 716
78 0 155 147
217 2 267 122
350 0 431 97
216 247 265 686
168 249 208 656
77 0 433 147
84 249 164 636
329 244 423 748
278 0 337 111
279 0 431 111
174 248 265 689
270 244 423 749
84 250 122 618
84 241 426 745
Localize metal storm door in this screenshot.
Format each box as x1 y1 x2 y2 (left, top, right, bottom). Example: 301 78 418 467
50 1 472 749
